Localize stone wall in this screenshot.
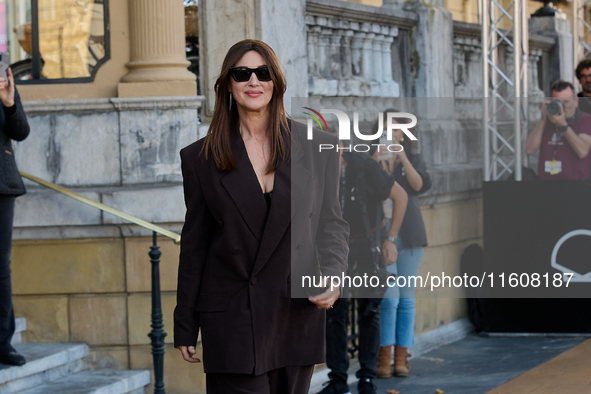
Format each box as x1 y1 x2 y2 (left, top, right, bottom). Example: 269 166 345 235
11 96 204 393
415 198 483 334
13 97 202 231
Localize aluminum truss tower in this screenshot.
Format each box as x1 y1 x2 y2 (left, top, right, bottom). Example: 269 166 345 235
481 0 529 181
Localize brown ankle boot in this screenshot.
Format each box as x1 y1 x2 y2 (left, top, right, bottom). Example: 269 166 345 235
377 345 393 378
394 345 411 377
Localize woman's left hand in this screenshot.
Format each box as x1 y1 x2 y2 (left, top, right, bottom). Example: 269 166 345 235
0 68 15 107
309 284 340 310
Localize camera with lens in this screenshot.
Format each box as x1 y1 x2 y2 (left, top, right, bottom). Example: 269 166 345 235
547 100 565 117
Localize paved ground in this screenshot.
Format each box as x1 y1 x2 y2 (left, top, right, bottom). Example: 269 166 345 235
342 335 587 394
487 337 591 394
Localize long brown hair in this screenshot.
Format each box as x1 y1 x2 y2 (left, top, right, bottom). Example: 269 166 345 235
200 39 289 173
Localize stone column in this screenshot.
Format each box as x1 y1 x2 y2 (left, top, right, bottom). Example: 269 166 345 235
351 31 366 77
529 49 544 97
342 30 354 80
384 26 400 97
453 38 467 97
383 0 454 165
362 32 375 81
381 32 394 83
118 0 196 98
306 17 327 97
318 28 333 79
257 0 308 113
339 29 354 96
467 41 483 97
307 24 321 77
330 31 344 80
372 34 384 83
386 0 454 97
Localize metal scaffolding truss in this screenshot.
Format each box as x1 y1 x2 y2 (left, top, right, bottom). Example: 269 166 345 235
574 0 591 68
481 0 529 181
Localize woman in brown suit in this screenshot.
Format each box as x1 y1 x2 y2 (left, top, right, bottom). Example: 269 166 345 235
174 40 350 393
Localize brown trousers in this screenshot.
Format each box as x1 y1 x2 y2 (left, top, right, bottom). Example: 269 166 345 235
205 365 315 394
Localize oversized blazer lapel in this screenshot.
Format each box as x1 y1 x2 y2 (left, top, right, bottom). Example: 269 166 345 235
221 128 268 242
251 121 309 277
290 124 309 222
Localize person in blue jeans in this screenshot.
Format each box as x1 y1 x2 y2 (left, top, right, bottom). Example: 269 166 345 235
0 68 30 367
374 110 431 378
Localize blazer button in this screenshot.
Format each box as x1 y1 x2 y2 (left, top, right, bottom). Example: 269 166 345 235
232 248 240 255
251 277 258 285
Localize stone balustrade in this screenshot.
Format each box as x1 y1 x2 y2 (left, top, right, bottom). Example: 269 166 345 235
306 15 400 97
453 35 483 98
304 3 555 103
452 21 549 99
528 49 544 98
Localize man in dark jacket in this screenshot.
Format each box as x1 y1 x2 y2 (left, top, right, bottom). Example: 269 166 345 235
0 68 30 366
318 146 408 394
575 59 591 115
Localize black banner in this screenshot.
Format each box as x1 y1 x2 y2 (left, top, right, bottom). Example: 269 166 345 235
481 180 591 332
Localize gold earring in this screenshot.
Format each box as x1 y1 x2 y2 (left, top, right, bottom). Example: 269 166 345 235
229 93 232 111
400 135 404 142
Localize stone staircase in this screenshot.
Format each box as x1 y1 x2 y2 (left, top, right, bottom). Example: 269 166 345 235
0 317 150 394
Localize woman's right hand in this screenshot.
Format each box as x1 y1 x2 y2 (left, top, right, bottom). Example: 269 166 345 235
178 345 201 363
309 284 340 310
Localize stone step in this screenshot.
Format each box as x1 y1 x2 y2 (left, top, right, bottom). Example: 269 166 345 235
0 343 88 394
17 370 151 394
10 318 27 346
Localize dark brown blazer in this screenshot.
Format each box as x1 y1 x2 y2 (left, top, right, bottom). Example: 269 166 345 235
174 120 349 375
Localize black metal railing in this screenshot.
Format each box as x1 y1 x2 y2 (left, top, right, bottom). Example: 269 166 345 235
20 171 178 393
148 231 167 394
347 299 360 359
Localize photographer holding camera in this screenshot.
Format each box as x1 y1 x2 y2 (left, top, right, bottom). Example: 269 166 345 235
525 80 591 180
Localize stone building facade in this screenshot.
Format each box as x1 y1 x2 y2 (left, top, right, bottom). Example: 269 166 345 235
8 0 574 393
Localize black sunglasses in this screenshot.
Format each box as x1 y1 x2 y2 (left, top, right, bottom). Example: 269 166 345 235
229 66 272 82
